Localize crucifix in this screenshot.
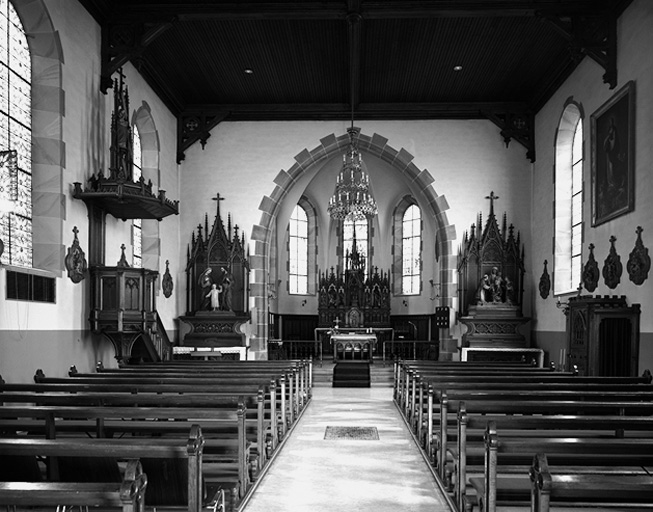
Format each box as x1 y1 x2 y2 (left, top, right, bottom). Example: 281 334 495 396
485 191 499 215
212 192 225 218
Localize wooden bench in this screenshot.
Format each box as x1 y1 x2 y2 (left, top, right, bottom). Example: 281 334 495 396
0 459 147 512
530 453 653 512
92 360 312 412
467 420 653 512
0 387 274 477
44 366 302 435
424 387 653 474
0 404 248 510
452 412 653 511
30 370 286 456
0 425 220 512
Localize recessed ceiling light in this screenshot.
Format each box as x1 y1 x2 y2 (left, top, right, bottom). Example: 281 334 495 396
244 68 254 74
453 65 463 72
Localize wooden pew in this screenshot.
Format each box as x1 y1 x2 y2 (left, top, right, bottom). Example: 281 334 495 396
55 366 302 433
468 420 653 512
423 387 653 472
530 453 653 512
452 412 653 511
31 370 285 454
95 359 312 411
0 459 147 512
0 404 248 509
0 425 219 512
0 387 273 476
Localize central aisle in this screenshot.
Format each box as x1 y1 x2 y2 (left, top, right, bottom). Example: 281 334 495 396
242 386 454 512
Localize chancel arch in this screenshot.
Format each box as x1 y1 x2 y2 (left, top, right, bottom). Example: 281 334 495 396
251 129 457 360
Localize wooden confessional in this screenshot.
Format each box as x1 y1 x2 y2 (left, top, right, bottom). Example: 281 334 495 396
565 295 641 376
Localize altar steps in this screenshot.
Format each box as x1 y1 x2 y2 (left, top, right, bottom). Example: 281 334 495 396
313 358 393 387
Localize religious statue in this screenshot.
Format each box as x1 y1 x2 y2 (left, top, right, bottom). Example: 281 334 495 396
198 267 213 310
477 274 491 303
490 266 504 303
206 283 222 311
220 267 234 311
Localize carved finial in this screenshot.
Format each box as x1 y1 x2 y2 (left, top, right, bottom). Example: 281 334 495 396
117 243 130 267
485 191 499 216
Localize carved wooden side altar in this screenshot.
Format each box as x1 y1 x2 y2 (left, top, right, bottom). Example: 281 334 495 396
457 192 529 348
179 195 250 355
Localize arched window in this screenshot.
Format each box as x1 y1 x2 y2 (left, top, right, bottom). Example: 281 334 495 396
554 102 584 294
131 125 142 268
0 1 32 267
402 204 421 294
288 204 308 294
343 217 369 274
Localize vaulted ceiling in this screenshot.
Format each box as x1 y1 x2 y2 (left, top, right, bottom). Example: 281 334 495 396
78 0 633 162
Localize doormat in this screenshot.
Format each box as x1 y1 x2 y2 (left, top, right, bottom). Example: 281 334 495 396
324 426 379 440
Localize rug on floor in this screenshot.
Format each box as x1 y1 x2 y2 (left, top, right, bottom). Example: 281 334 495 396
332 362 371 387
324 426 379 440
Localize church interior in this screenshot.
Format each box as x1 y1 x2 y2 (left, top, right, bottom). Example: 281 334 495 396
0 0 652 511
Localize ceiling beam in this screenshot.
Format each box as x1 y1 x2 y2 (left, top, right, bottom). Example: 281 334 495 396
176 101 534 161
102 1 611 21
347 0 363 115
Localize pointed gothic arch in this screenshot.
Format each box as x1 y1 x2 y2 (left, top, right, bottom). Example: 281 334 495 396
250 130 457 359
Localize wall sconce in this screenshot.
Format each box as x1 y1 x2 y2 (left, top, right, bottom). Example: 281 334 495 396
301 299 307 307
402 299 408 307
429 279 441 301
556 283 583 313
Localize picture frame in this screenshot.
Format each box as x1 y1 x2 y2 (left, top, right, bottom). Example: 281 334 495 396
590 80 635 227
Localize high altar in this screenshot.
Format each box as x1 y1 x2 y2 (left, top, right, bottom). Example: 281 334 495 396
457 192 530 350
316 240 392 360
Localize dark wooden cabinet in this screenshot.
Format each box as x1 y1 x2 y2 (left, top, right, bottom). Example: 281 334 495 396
566 295 640 376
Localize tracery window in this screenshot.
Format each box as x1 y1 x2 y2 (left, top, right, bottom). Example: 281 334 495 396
554 102 584 294
402 204 421 294
343 217 369 274
132 125 142 268
288 204 308 294
0 0 32 267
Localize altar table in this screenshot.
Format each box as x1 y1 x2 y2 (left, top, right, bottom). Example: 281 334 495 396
331 333 377 361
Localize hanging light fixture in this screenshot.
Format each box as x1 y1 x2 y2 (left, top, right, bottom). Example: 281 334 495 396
327 125 378 220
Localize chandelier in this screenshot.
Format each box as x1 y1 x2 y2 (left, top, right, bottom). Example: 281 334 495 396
327 126 378 220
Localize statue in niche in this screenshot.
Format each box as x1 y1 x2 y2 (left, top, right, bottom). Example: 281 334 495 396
477 274 491 303
198 267 214 310
490 266 504 303
220 267 234 311
206 283 222 311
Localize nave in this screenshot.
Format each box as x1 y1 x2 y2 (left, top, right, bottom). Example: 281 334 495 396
241 386 453 512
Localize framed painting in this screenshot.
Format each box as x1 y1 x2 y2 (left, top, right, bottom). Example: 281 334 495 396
590 80 635 226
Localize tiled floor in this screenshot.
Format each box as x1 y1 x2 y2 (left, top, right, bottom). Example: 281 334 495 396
241 386 454 512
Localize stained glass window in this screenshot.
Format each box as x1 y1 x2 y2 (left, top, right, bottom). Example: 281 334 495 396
289 204 308 294
132 125 142 268
402 204 421 294
0 0 32 267
343 217 368 274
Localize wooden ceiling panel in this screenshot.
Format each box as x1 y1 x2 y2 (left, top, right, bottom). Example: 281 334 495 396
78 0 632 159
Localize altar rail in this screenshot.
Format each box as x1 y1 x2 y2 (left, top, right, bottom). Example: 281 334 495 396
267 338 437 365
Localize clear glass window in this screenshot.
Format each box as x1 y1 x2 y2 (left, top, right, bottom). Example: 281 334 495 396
402 204 421 294
289 204 308 294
